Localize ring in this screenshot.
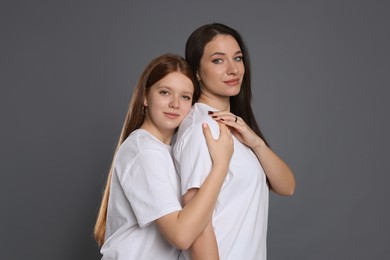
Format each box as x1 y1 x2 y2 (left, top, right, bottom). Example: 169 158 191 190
235 116 238 122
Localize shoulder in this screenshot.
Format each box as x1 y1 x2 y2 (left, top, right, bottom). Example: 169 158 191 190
116 130 171 172
176 103 220 142
120 129 169 153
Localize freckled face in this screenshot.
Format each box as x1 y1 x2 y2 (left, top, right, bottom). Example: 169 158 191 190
198 34 245 98
143 71 194 139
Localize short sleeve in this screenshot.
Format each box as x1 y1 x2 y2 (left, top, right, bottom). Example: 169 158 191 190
121 149 182 227
174 121 219 196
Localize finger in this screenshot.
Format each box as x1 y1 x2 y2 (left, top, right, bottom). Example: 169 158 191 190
209 111 234 118
217 121 228 135
210 113 239 124
218 121 234 139
217 118 237 129
202 122 214 144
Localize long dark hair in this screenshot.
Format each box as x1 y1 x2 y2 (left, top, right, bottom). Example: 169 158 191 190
94 54 196 246
185 23 268 146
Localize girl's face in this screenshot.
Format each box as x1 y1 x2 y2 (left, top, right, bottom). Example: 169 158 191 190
198 34 245 99
143 71 194 142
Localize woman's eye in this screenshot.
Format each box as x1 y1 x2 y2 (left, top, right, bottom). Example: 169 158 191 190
159 90 169 95
234 56 243 62
212 58 223 64
183 95 192 101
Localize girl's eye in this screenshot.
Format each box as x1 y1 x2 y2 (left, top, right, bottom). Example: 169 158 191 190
182 95 192 101
212 58 223 64
159 90 169 95
234 56 243 62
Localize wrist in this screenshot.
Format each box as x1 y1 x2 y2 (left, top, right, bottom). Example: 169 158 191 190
251 138 266 150
211 162 230 174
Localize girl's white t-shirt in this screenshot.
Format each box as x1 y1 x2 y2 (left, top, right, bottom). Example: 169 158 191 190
173 103 269 260
101 129 182 260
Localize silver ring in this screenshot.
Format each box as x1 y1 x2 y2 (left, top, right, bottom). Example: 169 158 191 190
235 116 238 122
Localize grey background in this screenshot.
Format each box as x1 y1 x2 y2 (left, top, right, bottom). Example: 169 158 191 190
1 1 389 259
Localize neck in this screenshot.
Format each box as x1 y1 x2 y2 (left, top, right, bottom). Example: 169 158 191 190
197 93 230 111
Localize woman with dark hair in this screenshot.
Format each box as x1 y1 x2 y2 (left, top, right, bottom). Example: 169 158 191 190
174 23 296 259
94 53 234 259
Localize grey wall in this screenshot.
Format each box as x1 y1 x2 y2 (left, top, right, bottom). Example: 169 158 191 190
1 1 389 259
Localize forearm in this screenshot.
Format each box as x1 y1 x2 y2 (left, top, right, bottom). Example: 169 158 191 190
189 221 219 260
252 142 295 196
156 163 229 249
177 163 228 241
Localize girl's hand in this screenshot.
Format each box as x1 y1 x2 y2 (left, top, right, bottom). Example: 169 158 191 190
202 121 234 167
209 111 266 149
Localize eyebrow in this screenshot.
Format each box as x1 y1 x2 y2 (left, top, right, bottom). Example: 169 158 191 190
158 86 193 95
210 50 242 57
182 91 194 96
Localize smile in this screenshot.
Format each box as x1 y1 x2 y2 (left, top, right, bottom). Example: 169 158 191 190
223 79 240 86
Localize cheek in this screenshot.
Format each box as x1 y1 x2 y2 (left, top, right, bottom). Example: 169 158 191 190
148 98 165 110
201 64 218 77
202 69 221 83
239 63 245 74
183 102 192 112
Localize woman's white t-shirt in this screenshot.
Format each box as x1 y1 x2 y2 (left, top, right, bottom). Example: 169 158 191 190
173 103 269 260
101 129 182 260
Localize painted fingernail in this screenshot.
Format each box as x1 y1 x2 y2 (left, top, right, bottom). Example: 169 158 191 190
208 111 214 115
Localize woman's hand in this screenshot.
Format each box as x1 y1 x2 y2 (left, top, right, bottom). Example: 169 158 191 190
209 111 266 149
202 121 234 167
209 111 295 196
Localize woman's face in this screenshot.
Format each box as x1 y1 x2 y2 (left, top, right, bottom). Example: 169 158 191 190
143 71 194 139
198 34 245 99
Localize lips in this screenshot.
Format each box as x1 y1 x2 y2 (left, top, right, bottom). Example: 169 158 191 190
224 79 240 86
164 112 180 119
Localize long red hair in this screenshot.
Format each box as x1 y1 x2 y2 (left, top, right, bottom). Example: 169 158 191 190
93 54 197 246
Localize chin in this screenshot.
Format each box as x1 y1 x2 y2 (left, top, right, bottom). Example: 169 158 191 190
228 89 241 97
166 122 181 130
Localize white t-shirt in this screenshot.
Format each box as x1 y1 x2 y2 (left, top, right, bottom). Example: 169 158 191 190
174 103 269 260
101 129 182 260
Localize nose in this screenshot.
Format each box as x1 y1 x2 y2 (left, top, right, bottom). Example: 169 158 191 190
169 95 180 109
227 60 238 75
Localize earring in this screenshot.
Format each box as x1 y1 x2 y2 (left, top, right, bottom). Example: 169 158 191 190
142 106 147 115
196 73 201 81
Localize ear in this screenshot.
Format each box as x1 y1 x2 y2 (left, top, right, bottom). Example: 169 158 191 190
143 97 148 107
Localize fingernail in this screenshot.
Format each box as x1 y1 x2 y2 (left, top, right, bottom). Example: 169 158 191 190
212 116 217 118
220 118 224 121
202 122 208 128
208 111 214 115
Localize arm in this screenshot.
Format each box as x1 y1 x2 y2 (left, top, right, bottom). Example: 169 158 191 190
250 139 295 196
182 189 219 260
155 122 232 250
211 111 295 196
